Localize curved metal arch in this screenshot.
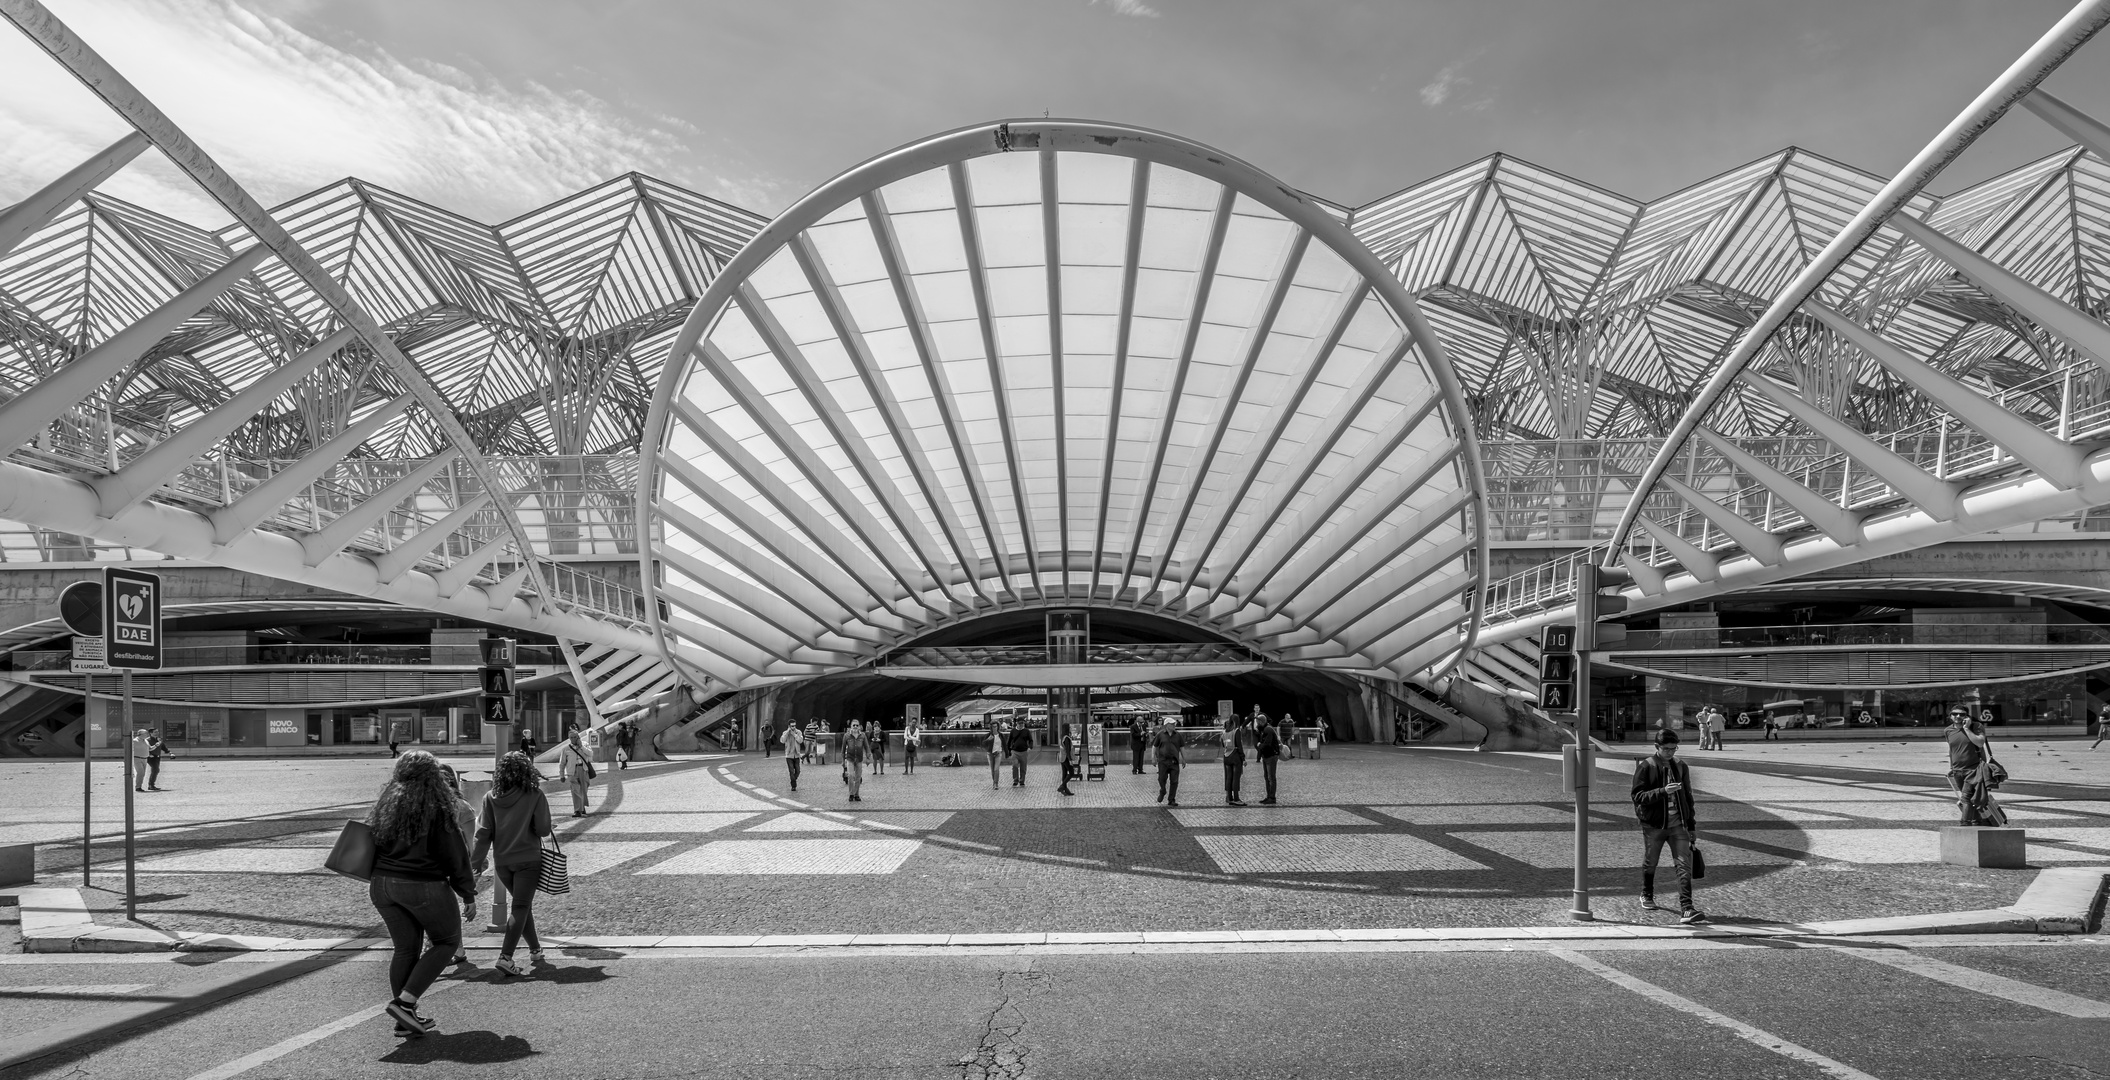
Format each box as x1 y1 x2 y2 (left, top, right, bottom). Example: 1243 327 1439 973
639 120 1490 689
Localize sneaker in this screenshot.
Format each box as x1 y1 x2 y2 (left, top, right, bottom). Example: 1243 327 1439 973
528 949 545 964
452 949 467 964
1259 798 1276 805
1166 801 1179 808
1639 898 1662 912
384 999 432 1036
1155 792 1165 804
393 1016 436 1038
1678 908 1708 925
493 956 525 977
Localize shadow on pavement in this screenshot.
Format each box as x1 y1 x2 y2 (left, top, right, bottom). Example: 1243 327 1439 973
380 1030 539 1065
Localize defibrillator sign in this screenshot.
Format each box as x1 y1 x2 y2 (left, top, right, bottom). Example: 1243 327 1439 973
104 567 161 670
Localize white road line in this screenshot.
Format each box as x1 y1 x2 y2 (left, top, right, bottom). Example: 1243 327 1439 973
180 979 461 1080
1834 947 2110 1018
1550 949 1884 1080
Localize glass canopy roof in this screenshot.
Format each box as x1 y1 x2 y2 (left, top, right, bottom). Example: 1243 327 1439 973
642 121 1488 687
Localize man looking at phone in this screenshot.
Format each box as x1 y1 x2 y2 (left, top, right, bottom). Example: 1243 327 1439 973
1631 729 1706 924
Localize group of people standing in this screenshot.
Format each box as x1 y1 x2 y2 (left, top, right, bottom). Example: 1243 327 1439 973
776 717 927 799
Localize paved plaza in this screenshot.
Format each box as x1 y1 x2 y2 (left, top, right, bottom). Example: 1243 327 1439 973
6 738 2106 944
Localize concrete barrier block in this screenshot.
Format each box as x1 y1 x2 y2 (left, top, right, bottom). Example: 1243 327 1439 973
2006 866 2110 932
0 843 31 887
1940 826 2026 869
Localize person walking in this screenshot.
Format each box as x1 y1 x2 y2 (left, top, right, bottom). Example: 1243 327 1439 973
779 720 805 790
471 751 554 977
1007 722 1033 787
1221 718 1248 806
841 720 868 802
870 720 887 776
1255 716 1283 804
617 721 636 770
1276 714 1296 761
1631 730 1705 924
1056 726 1076 796
1152 717 1183 807
139 730 170 791
559 725 592 817
903 718 920 775
365 750 476 1038
988 723 1006 790
518 726 538 760
594 723 623 798
764 719 776 758
1128 716 1146 774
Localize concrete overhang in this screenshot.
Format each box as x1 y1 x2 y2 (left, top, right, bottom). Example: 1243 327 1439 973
874 663 1262 688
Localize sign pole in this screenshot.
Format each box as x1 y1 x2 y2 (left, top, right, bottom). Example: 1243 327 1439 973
122 668 135 920
82 673 92 887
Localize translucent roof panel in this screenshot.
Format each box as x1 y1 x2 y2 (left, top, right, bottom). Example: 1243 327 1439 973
642 121 1488 687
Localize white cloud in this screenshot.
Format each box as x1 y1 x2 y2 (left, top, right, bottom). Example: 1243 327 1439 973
1092 0 1162 18
0 0 780 226
1419 63 1466 108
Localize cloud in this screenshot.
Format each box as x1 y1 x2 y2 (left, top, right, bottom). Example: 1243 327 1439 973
1419 63 1467 108
1092 0 1162 18
0 0 782 226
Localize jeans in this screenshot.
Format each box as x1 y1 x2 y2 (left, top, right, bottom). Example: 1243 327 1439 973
370 874 464 1001
1641 824 1695 910
785 755 802 789
846 758 862 799
1131 740 1145 773
1157 760 1180 803
1261 756 1278 801
144 757 161 788
1224 756 1244 801
498 860 541 957
1011 754 1027 786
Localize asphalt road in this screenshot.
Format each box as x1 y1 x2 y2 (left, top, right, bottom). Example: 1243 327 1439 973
2 936 2107 1079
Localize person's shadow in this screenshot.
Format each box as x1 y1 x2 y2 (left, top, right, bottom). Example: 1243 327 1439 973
380 1031 537 1065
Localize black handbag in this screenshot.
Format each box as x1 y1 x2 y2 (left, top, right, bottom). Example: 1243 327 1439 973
324 820 376 881
1689 843 1707 881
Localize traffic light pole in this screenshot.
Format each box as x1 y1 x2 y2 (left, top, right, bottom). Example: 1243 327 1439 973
1569 643 1594 921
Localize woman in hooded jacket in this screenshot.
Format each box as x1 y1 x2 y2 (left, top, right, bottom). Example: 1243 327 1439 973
471 751 554 977
367 751 476 1037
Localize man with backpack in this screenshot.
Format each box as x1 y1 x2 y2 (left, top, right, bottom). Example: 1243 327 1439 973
1632 729 1706 924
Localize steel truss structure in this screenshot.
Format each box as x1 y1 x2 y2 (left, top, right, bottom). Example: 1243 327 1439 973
1475 0 2110 660
13 0 2110 703
638 121 1489 687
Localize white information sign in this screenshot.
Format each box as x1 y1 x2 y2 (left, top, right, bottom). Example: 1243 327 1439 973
70 635 112 674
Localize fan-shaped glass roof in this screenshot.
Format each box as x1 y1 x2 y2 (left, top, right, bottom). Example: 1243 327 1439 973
642 121 1487 688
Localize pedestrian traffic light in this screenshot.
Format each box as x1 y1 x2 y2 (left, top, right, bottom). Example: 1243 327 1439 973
480 637 515 668
1575 562 1636 651
1538 623 1577 714
480 665 515 696
482 694 511 723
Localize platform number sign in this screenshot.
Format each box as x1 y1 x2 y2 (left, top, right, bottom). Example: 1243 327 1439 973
103 567 161 670
1538 624 1576 714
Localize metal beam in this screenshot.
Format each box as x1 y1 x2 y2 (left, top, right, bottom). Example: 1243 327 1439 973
1890 213 2110 375
1693 428 1862 545
0 130 149 258
371 493 490 585
0 244 270 451
1663 477 1783 564
207 394 413 543
1738 375 1961 519
298 450 458 566
92 327 356 516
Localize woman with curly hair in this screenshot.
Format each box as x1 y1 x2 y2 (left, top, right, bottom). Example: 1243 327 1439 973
367 750 476 1037
471 751 553 977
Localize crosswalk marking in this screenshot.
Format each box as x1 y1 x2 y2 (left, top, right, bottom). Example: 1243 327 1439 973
0 984 151 996
1834 947 2110 1018
1551 949 1885 1080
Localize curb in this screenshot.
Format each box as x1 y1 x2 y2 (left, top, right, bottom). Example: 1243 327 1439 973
16 867 2106 954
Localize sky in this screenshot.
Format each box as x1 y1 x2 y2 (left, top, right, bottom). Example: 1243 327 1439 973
3 0 2107 227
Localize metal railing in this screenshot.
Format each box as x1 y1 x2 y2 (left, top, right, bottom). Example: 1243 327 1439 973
878 643 1258 668
1611 620 2110 651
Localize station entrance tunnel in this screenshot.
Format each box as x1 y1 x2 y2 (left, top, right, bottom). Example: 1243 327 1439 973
754 608 1378 739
